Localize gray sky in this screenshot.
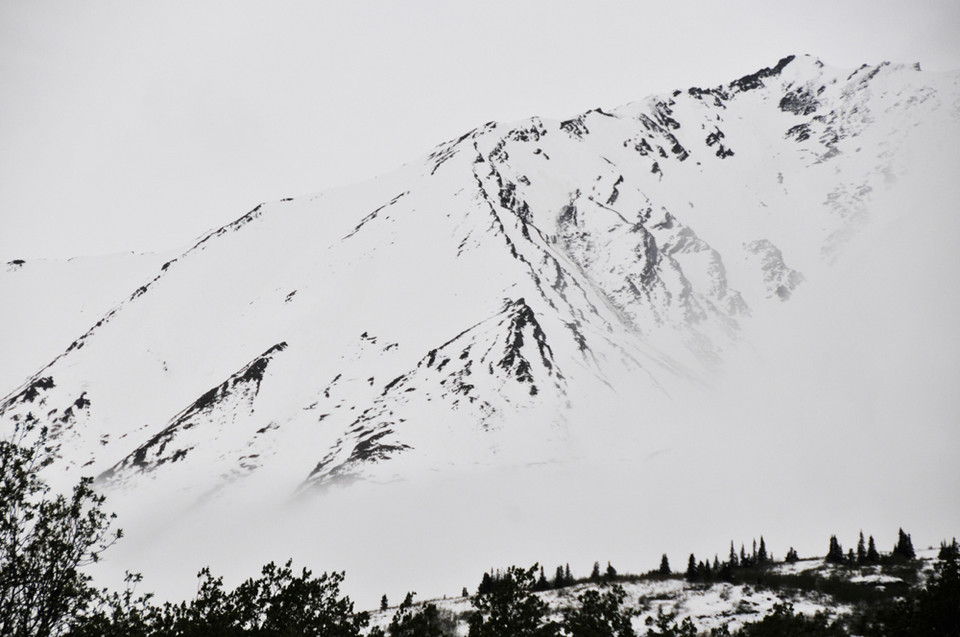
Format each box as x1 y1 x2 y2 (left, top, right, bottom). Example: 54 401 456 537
2 0 959 259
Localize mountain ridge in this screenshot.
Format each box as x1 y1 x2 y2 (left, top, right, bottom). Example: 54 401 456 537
2 54 959 606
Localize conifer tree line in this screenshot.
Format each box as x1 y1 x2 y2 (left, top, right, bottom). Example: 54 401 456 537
476 560 615 596
825 528 911 565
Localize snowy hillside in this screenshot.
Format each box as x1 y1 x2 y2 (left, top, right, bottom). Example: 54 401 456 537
366 548 945 636
2 54 959 606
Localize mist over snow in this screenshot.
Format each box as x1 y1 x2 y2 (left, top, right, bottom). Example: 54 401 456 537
2 54 959 609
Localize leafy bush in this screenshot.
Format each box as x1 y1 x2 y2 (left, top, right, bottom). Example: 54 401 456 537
563 585 635 637
382 602 458 637
467 565 557 637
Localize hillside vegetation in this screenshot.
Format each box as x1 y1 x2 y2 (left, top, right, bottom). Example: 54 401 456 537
3 423 959 636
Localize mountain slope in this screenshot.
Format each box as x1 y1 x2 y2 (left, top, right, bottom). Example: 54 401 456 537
2 54 959 606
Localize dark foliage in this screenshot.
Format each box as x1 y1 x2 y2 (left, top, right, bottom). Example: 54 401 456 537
385 603 457 637
860 540 960 636
533 567 550 592
644 608 697 637
892 528 916 560
727 602 845 636
467 565 556 637
591 562 602 582
605 562 618 581
562 585 635 637
658 555 671 576
72 561 369 637
1 422 121 637
756 537 768 565
825 535 844 564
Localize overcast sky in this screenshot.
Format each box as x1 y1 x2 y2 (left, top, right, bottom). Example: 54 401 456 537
2 0 959 259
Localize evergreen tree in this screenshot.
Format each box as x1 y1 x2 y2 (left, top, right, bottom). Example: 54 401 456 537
565 564 572 585
939 538 959 561
605 561 617 581
534 566 549 592
867 535 880 562
713 555 720 572
757 537 768 564
740 545 749 568
478 572 494 596
894 528 916 559
658 554 671 575
400 591 416 609
784 547 799 563
857 531 867 563
590 562 601 582
462 587 469 598
826 535 844 564
381 595 389 611
729 541 739 568
553 566 565 589
685 554 697 580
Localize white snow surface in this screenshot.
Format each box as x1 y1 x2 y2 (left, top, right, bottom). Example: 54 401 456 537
2 55 959 607
0 251 172 391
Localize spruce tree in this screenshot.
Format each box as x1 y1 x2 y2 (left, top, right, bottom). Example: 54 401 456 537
605 561 617 581
939 538 959 561
479 573 494 596
867 535 880 562
565 564 572 585
894 528 916 559
658 554 671 575
535 567 549 592
554 566 565 589
685 554 697 580
757 537 768 564
590 562 601 582
381 595 389 611
729 541 739 568
826 535 844 564
785 547 799 563
857 531 867 563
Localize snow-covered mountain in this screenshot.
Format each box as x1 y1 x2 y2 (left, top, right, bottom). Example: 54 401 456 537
3 54 959 605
